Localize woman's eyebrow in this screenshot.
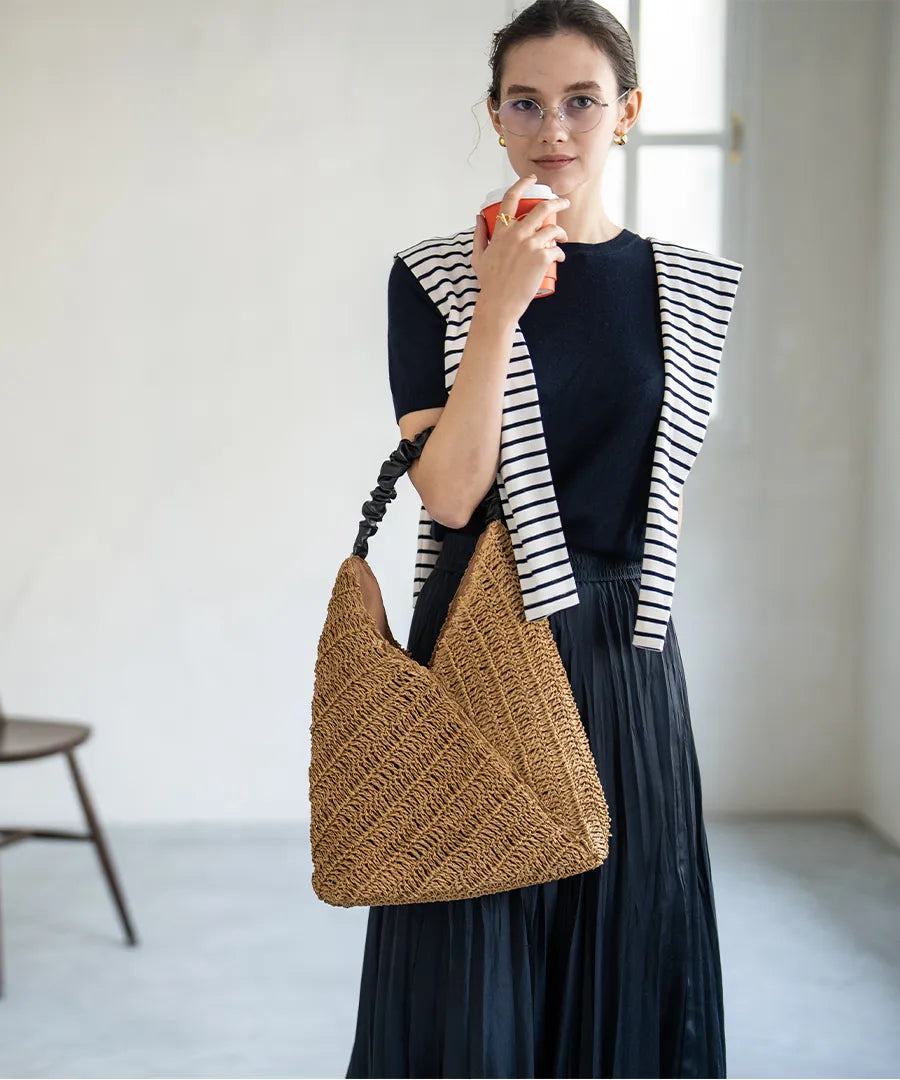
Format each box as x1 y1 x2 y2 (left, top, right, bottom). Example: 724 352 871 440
504 80 603 96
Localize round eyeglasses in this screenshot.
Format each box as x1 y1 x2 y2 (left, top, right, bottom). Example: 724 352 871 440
492 89 630 137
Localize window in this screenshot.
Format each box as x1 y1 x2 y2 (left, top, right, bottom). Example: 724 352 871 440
601 0 732 252
600 0 741 421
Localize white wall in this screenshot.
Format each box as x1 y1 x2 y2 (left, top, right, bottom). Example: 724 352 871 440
861 0 900 848
0 0 510 823
678 0 891 821
0 1 894 829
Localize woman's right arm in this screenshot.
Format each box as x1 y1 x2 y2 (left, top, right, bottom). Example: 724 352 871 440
399 297 518 529
400 176 570 529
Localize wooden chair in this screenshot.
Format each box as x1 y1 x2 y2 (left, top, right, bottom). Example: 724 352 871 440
0 700 139 996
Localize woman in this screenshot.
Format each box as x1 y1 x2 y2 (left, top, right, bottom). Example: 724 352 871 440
346 2 741 1076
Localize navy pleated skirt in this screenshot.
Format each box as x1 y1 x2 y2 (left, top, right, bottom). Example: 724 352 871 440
345 529 726 1079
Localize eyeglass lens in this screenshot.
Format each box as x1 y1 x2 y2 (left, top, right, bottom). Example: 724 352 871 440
497 95 605 136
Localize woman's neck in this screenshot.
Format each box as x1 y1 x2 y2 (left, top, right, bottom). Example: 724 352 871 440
554 180 620 243
559 219 624 243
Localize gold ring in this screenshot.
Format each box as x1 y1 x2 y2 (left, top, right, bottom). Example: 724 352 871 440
497 212 516 227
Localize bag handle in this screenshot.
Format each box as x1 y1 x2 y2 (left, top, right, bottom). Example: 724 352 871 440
352 426 503 558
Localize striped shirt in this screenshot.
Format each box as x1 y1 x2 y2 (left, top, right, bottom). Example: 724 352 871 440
396 226 743 652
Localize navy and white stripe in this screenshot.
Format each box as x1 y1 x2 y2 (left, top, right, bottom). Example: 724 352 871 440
396 228 742 652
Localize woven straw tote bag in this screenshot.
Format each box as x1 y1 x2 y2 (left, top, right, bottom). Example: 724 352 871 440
309 426 611 907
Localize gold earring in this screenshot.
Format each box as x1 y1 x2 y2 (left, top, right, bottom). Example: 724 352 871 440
499 134 506 147
613 130 628 146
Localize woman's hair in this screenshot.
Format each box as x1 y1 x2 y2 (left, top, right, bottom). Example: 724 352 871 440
486 0 639 107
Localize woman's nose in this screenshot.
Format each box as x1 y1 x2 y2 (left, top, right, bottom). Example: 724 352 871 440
539 106 568 136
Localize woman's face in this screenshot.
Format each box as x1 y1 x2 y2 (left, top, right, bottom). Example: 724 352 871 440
487 31 639 196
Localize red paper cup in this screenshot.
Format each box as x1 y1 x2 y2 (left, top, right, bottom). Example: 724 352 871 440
480 183 558 297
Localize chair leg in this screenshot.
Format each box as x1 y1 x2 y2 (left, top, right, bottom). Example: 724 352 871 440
65 750 139 947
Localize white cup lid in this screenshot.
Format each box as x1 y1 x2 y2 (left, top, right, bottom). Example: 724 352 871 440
480 182 555 210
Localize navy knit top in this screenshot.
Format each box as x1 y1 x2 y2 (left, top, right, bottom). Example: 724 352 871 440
387 227 665 559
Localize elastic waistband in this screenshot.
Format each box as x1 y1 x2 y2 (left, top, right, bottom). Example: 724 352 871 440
433 529 642 582
568 549 642 582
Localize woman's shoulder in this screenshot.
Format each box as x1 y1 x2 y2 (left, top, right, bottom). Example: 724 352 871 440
394 225 477 265
646 234 744 275
392 226 479 311
388 251 442 316
646 236 744 322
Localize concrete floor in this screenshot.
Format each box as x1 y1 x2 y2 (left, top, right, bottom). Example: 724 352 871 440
0 817 897 1079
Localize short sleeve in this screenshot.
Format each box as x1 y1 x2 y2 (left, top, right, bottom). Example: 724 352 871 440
387 256 449 424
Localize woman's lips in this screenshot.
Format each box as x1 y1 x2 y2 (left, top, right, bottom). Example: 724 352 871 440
534 158 574 170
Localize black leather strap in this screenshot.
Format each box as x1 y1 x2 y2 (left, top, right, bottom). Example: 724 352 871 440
482 479 503 524
352 426 503 558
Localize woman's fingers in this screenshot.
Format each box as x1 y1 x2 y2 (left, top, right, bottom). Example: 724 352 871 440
497 173 539 221
472 213 488 278
474 212 488 250
521 195 570 231
534 222 568 245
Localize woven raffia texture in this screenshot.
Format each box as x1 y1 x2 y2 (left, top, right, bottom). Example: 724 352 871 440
310 519 611 907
